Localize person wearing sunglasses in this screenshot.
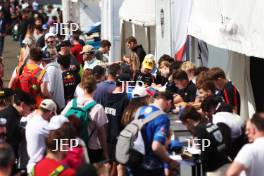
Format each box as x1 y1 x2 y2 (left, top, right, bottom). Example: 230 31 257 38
42 32 57 53
81 45 102 71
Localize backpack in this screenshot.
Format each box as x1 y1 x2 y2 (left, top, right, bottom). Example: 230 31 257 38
115 108 164 166
30 164 68 176
65 99 96 147
12 64 46 105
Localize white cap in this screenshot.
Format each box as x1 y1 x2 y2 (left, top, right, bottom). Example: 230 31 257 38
39 99 57 114
45 115 69 131
22 38 33 46
144 54 155 61
45 32 56 40
132 86 147 98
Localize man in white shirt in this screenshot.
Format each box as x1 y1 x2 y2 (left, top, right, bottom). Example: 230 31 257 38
42 51 65 110
227 113 264 176
26 99 57 173
81 45 102 70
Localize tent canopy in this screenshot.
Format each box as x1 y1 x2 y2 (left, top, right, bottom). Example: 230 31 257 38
119 0 156 26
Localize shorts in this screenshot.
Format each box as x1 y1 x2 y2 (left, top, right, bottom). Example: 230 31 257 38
88 149 104 163
108 143 116 162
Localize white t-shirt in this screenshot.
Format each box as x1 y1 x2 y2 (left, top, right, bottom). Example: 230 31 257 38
83 58 101 70
234 137 264 176
212 112 244 140
45 62 65 109
74 85 85 98
61 97 108 150
25 112 49 173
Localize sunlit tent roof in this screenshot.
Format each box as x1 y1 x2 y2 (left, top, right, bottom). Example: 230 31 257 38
119 0 156 26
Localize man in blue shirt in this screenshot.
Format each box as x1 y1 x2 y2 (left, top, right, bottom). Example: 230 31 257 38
131 92 178 176
93 63 121 107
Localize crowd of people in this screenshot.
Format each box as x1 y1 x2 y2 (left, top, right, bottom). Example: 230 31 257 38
0 1 263 176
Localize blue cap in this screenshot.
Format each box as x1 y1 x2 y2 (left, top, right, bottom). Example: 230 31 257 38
42 51 52 61
42 24 49 30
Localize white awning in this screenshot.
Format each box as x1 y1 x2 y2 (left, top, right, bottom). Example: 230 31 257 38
119 0 156 26
188 0 264 58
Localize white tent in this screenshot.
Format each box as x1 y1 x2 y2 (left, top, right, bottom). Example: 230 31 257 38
101 0 124 62
119 0 155 26
119 0 156 58
188 0 258 120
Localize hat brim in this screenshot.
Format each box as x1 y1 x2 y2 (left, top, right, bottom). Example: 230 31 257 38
142 66 153 70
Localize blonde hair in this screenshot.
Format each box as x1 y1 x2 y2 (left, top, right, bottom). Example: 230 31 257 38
181 61 196 72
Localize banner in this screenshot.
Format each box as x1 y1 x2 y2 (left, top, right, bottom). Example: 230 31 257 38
188 0 264 58
171 0 193 61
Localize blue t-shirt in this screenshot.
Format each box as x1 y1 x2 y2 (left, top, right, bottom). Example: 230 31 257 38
93 80 116 107
138 105 170 170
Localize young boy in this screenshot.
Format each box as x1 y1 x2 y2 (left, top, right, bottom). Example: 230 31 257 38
208 67 240 114
173 70 197 104
196 80 216 103
134 55 155 86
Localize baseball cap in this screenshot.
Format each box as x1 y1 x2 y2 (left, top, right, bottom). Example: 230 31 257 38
45 115 69 131
132 86 147 98
0 88 14 99
39 99 57 114
42 24 49 30
22 38 33 46
45 32 56 40
60 40 71 47
42 51 53 61
80 45 95 54
142 54 154 70
146 87 158 97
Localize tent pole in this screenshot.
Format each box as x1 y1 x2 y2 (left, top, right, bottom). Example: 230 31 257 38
145 26 151 53
132 23 136 37
120 20 125 60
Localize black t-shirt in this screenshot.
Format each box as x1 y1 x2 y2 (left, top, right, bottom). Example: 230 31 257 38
221 81 241 114
166 81 178 95
155 71 168 86
177 81 197 102
194 122 230 172
132 45 146 67
134 70 155 86
62 70 81 103
0 106 22 156
105 92 129 144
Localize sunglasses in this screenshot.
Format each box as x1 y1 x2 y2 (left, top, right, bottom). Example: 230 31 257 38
47 41 55 44
85 52 95 55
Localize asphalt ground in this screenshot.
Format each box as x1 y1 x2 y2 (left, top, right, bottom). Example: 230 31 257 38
2 36 20 87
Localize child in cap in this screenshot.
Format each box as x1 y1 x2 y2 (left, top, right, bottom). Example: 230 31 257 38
134 54 155 86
